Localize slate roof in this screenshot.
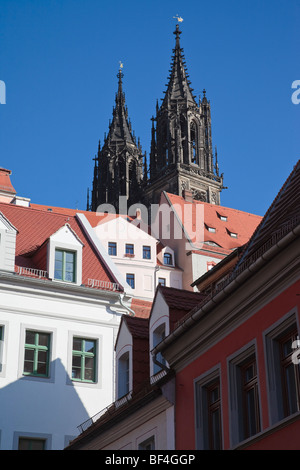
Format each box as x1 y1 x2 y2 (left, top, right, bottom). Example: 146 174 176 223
234 159 300 271
154 285 207 333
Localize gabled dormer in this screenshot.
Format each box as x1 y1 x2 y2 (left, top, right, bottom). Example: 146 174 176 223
149 286 205 379
115 315 149 400
0 211 17 272
47 224 84 286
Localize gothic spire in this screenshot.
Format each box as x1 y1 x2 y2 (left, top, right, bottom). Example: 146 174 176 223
104 64 136 147
161 23 197 107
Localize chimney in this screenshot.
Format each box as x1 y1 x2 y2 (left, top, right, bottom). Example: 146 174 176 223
0 168 30 206
183 189 193 203
0 168 17 203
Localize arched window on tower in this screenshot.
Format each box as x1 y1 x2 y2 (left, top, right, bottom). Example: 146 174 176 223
190 121 199 165
180 115 188 164
118 158 126 195
129 160 138 201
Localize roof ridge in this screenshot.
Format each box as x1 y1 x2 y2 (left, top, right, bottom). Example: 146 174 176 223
165 192 262 218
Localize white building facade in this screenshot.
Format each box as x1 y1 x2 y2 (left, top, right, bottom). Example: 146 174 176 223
0 201 131 450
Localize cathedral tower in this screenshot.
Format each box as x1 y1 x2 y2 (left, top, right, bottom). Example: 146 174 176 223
89 65 145 213
144 23 224 205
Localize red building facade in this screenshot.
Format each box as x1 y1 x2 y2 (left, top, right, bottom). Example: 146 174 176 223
153 161 300 450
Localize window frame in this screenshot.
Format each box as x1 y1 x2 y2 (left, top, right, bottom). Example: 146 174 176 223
138 435 155 450
108 241 117 256
23 330 51 378
71 337 97 384
54 249 76 283
152 323 166 375
163 252 173 266
264 311 300 425
13 431 52 450
142 245 151 260
227 342 261 447
125 243 134 255
117 351 130 399
18 437 46 450
126 273 135 289
194 366 223 450
158 277 166 286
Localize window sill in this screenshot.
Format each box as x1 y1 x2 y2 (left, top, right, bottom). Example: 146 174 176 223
124 254 135 258
233 411 300 449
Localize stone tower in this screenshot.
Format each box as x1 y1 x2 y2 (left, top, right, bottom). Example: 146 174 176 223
89 65 145 213
144 24 224 206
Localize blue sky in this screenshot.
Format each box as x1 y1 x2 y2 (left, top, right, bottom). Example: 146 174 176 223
0 0 299 216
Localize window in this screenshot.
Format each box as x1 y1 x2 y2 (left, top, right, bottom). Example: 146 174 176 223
126 273 135 289
72 337 96 383
190 121 198 165
227 229 237 238
207 226 216 233
278 327 300 417
195 369 223 450
125 244 134 255
217 212 227 222
228 345 261 446
54 249 76 282
0 325 4 373
143 245 151 260
153 324 166 374
118 352 130 398
138 436 155 450
18 437 46 450
207 261 216 271
108 242 117 256
195 368 223 450
158 278 166 286
163 253 173 266
240 357 261 439
264 316 300 425
23 331 50 377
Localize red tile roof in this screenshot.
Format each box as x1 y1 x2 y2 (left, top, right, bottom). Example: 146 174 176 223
163 192 262 254
30 203 133 228
0 202 121 291
130 298 153 318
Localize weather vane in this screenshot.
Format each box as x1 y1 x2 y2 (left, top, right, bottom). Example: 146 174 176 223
173 14 183 23
119 61 124 70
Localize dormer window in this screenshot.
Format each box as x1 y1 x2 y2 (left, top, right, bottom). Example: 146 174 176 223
0 212 17 272
118 351 130 399
54 250 76 283
153 324 166 374
205 224 216 233
163 253 173 266
228 231 238 238
48 224 83 286
217 212 227 222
